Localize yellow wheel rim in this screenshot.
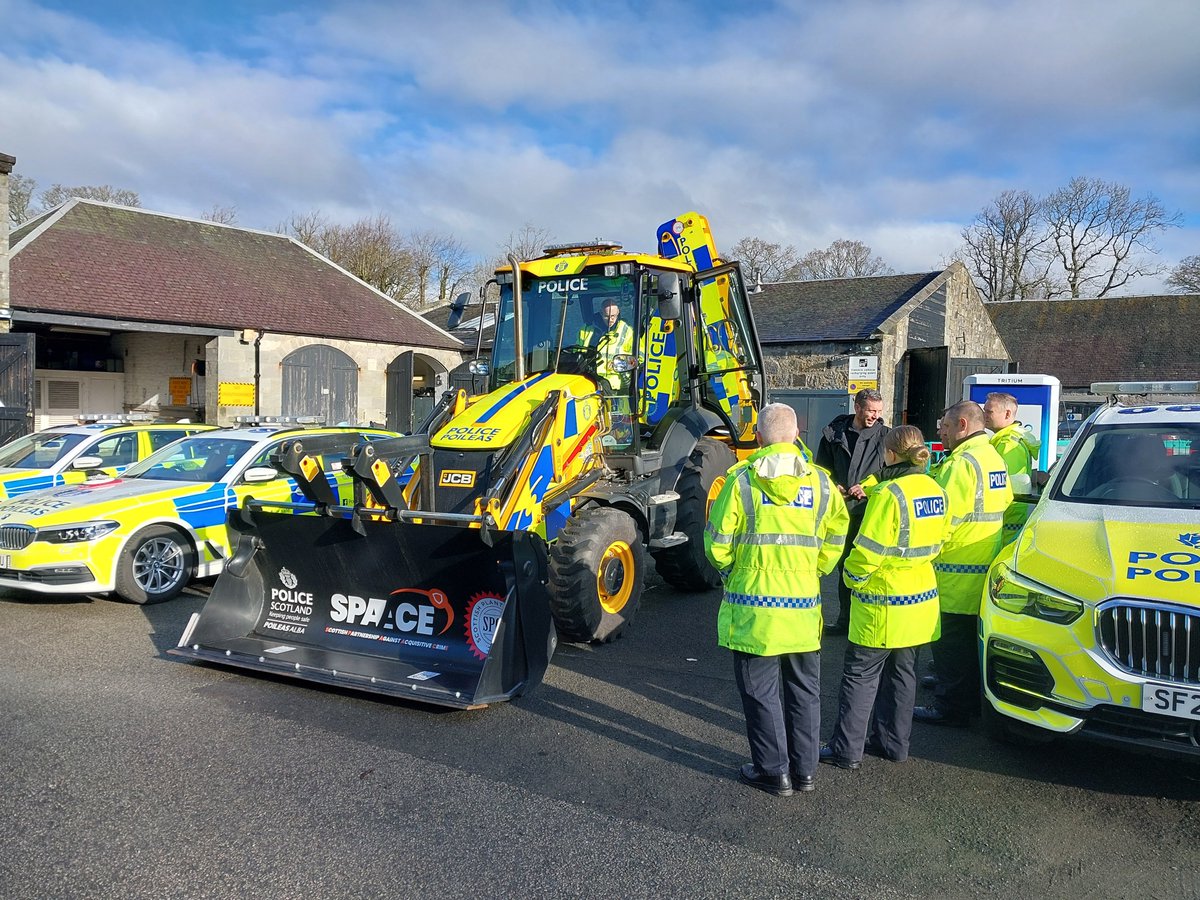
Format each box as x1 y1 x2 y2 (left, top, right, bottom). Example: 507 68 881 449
706 475 727 517
597 541 635 614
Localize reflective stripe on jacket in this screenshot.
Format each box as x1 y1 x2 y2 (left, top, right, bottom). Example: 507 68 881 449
991 422 1036 546
843 472 951 648
578 320 634 390
932 433 1014 615
705 442 850 655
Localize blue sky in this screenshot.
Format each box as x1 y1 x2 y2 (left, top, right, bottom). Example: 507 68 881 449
2 0 1198 291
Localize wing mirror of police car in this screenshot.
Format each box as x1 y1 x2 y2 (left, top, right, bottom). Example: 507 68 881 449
657 273 683 320
71 456 104 470
242 466 280 483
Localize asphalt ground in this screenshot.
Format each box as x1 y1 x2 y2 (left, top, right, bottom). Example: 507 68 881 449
2 572 1198 900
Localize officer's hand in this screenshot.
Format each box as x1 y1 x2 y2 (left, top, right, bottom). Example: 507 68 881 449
847 483 866 501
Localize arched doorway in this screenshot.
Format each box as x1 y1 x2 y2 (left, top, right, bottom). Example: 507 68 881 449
281 344 359 424
386 351 448 432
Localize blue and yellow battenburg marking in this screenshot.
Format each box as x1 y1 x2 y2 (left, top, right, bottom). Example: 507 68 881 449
657 211 757 442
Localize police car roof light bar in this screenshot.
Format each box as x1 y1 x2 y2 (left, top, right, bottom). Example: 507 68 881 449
76 412 157 425
1090 381 1200 396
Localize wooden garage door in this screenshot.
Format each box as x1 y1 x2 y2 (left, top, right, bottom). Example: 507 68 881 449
281 344 359 425
0 333 35 444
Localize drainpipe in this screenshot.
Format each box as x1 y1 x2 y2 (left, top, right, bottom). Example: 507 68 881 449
0 152 14 335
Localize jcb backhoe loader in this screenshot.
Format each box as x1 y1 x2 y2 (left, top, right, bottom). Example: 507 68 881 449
172 212 767 708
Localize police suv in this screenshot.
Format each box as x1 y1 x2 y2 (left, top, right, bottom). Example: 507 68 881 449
981 382 1200 759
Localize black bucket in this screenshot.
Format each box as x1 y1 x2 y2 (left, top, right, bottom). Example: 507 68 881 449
170 508 556 709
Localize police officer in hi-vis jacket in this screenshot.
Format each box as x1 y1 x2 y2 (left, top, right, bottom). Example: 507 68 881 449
821 425 952 768
914 401 1013 726
705 403 849 796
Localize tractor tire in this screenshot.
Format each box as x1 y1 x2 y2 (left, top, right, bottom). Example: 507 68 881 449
114 525 196 605
548 505 644 643
653 436 736 591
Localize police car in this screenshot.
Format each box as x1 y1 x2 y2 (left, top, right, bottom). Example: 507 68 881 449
981 382 1200 759
0 420 398 604
0 415 215 500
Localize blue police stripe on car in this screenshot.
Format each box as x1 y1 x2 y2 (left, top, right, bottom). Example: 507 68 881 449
174 488 231 529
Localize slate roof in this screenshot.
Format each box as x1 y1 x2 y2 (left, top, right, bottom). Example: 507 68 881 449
9 200 462 350
422 302 494 350
986 295 1200 387
749 271 944 343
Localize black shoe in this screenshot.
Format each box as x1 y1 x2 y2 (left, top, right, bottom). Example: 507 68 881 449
824 621 849 635
789 771 816 792
912 705 969 727
864 740 906 762
920 674 943 689
818 745 861 770
739 763 793 796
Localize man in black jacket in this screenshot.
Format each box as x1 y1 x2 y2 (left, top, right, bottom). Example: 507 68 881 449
814 388 890 634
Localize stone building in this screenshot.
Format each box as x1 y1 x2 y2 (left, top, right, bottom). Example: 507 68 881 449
750 262 1009 446
5 198 462 433
987 294 1200 419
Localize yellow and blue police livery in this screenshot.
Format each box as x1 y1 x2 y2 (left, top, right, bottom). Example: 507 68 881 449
980 382 1200 758
0 423 398 604
0 416 215 501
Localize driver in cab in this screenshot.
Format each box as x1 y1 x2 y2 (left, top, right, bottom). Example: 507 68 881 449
578 298 634 391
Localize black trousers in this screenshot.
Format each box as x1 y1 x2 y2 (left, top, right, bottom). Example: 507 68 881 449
833 513 864 625
932 612 981 718
827 643 919 762
732 650 821 778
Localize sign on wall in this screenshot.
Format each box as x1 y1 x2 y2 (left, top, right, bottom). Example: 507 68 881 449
847 355 880 396
218 382 255 407
168 377 192 406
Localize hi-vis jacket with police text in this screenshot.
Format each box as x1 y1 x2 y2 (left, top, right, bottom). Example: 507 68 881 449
843 469 952 648
990 422 1037 546
932 432 1014 615
705 442 850 655
578 319 634 389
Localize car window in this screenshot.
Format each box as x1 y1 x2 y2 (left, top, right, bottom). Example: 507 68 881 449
1055 424 1200 508
124 437 257 482
91 433 139 467
148 429 195 452
0 432 90 469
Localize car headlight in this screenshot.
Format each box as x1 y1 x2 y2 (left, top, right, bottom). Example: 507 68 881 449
37 521 120 543
988 562 1084 624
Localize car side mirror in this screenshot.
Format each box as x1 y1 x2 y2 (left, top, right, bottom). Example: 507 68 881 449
242 466 279 483
71 456 104 470
657 273 683 320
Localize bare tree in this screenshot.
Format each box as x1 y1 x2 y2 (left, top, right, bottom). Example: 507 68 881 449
405 231 474 309
38 183 141 210
958 190 1056 302
201 204 238 225
282 211 414 300
8 174 37 225
728 237 800 283
502 223 556 261
1166 255 1200 293
1043 176 1180 298
795 239 893 280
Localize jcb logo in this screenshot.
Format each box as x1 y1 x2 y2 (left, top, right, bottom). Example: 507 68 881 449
439 470 476 488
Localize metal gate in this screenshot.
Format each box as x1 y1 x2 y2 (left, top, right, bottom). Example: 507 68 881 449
0 333 35 444
281 344 359 425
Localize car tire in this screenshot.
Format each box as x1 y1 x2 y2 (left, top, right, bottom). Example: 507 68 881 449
652 436 736 590
114 525 196 605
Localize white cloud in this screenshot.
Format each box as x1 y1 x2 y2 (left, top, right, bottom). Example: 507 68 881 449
0 0 1196 296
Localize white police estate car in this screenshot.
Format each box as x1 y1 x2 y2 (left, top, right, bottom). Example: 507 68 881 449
0 420 398 604
981 382 1200 759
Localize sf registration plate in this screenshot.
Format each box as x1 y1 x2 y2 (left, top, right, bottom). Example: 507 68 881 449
1142 682 1200 722
0 554 9 568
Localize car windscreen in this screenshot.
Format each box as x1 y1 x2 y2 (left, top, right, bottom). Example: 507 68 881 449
122 437 257 482
1052 424 1200 509
0 432 89 469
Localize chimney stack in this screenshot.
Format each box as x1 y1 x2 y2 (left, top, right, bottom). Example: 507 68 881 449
0 152 14 334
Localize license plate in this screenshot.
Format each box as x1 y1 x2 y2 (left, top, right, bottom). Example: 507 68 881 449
1141 682 1200 722
0 554 9 569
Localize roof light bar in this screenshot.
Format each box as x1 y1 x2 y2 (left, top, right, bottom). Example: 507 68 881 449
232 415 327 427
76 413 156 425
1090 381 1200 395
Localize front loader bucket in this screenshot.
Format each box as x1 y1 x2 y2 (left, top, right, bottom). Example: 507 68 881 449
170 508 556 709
